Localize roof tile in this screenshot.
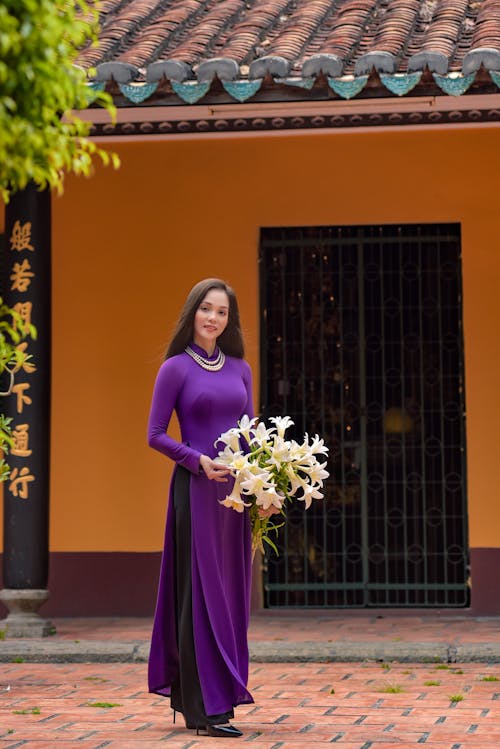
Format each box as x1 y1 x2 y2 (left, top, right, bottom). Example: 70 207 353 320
209 0 290 63
471 0 500 48
78 0 164 68
407 0 470 73
78 0 500 101
301 0 378 74
117 0 208 67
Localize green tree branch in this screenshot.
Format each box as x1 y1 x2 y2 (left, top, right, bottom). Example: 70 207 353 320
0 0 119 201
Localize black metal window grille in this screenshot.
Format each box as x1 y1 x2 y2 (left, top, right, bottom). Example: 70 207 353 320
260 224 468 608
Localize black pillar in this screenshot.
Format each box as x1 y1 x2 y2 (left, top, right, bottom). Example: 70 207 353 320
1 184 52 635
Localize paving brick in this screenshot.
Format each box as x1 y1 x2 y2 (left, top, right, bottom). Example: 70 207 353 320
42 614 500 645
5 614 500 666
1 662 500 747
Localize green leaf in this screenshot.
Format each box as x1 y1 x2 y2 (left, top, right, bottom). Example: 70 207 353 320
0 0 119 200
262 535 279 555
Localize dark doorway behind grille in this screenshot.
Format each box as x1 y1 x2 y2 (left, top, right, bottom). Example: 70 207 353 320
260 224 468 608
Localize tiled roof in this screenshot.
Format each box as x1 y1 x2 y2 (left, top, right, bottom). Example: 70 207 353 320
79 0 500 104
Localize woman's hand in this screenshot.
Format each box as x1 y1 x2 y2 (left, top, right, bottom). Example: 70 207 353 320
257 506 282 519
200 454 231 482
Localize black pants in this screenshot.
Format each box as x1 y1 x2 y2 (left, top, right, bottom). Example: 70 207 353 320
170 466 233 727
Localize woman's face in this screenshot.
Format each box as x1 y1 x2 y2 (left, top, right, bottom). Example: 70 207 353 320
193 288 229 353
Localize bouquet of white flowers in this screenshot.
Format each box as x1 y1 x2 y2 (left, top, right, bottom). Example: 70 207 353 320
215 415 330 559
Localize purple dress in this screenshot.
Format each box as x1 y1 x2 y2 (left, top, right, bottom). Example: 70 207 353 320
147 342 254 718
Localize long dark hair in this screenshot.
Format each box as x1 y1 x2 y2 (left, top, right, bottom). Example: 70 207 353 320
166 278 244 359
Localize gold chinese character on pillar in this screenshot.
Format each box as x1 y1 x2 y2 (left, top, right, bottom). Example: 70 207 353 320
12 301 33 335
10 259 35 292
13 342 36 374
8 466 36 499
10 220 35 252
12 382 32 414
11 423 32 457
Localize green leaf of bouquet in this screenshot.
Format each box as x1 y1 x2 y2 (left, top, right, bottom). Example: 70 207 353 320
267 521 285 533
263 535 279 555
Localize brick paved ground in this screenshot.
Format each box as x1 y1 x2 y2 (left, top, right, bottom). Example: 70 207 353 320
1 660 500 748
48 614 500 645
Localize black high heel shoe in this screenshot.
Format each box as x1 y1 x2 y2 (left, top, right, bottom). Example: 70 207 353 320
173 710 205 731
197 723 243 738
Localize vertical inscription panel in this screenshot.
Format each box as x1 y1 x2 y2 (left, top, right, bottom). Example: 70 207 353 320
3 185 51 589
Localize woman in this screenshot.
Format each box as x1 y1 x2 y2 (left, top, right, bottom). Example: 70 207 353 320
147 278 254 738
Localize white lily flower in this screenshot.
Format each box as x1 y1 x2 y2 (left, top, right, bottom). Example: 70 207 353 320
231 452 254 472
219 495 251 513
238 414 258 443
255 486 285 511
285 463 308 496
240 471 275 496
244 461 266 475
250 420 275 445
219 477 251 513
292 453 321 471
288 439 309 462
269 415 294 438
308 433 329 456
216 427 241 453
268 437 292 468
297 482 324 509
216 414 330 559
290 445 313 460
216 445 240 466
300 460 330 486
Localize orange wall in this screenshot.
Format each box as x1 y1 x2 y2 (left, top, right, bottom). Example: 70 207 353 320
1 125 499 551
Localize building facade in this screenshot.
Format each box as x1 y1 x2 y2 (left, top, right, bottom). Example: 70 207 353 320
1 0 500 616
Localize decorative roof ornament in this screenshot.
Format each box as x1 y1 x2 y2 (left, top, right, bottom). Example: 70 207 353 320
302 54 343 78
222 80 263 102
87 81 106 102
249 56 290 79
432 72 476 96
408 51 449 75
490 70 500 88
147 60 191 83
197 58 239 83
119 83 158 104
463 48 500 75
95 62 139 84
380 72 423 96
76 0 500 107
172 81 211 104
275 77 315 90
328 75 369 100
355 52 397 76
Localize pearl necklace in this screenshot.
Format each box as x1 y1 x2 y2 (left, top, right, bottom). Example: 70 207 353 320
185 345 226 371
